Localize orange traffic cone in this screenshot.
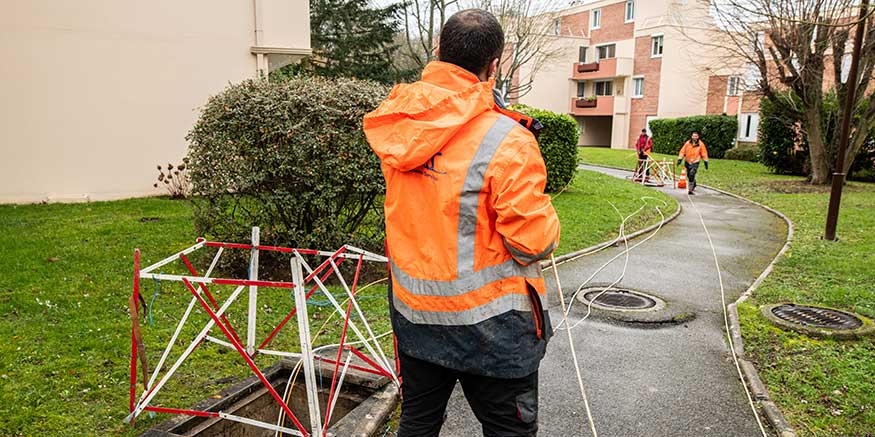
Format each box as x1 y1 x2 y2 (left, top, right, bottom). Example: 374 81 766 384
677 168 687 189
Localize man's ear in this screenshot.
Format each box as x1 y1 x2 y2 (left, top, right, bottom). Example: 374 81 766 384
488 58 500 78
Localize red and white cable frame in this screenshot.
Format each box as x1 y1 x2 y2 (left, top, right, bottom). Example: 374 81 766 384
124 226 397 437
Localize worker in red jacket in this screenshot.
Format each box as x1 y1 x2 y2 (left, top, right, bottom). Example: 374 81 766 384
634 128 653 181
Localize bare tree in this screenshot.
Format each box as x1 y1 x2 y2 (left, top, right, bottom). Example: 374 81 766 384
692 0 875 184
401 0 567 101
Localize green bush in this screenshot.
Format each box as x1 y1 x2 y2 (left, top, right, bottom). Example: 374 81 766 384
650 115 738 159
757 94 808 175
510 104 580 192
187 77 389 274
724 143 760 162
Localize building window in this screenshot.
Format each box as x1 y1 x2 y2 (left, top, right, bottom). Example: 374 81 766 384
577 81 586 97
841 54 852 83
595 80 613 96
625 0 635 22
651 35 664 57
579 46 588 63
592 9 601 29
739 113 760 142
632 77 644 98
553 18 561 36
596 44 616 60
745 63 760 90
727 76 742 96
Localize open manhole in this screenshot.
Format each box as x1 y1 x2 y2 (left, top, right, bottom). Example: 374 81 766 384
583 289 656 310
762 303 875 339
145 359 398 437
772 304 862 330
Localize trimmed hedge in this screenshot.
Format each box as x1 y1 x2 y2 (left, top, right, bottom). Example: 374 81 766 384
650 115 738 159
724 143 760 162
510 104 580 192
187 77 389 274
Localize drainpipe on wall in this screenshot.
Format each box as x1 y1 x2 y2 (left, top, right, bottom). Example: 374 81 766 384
254 0 267 77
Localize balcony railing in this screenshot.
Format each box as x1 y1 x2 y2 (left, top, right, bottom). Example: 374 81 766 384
570 96 615 116
571 57 633 80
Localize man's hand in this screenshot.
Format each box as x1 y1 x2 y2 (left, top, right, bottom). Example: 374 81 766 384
703 160 709 170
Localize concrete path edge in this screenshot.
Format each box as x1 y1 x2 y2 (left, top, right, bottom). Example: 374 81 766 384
539 192 683 270
579 162 798 437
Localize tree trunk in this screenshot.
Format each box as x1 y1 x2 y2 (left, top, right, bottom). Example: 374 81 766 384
805 109 832 184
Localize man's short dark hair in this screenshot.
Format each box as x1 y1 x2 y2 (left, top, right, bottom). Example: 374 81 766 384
641 128 647 133
439 9 505 76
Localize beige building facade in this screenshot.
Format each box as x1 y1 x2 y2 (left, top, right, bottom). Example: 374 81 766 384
0 0 310 203
518 0 748 149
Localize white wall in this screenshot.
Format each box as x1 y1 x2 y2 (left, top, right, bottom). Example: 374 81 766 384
0 0 310 203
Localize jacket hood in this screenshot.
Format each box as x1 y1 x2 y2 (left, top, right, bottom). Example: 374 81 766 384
363 62 497 172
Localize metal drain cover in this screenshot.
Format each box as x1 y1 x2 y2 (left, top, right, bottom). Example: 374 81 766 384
771 304 862 330
583 289 656 310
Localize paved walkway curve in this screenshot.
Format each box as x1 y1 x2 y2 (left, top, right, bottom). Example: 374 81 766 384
440 164 788 436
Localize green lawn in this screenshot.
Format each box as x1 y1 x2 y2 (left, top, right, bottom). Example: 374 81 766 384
0 169 674 436
581 147 875 436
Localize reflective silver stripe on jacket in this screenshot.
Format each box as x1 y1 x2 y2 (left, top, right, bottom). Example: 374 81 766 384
392 115 543 326
457 115 518 275
392 288 533 326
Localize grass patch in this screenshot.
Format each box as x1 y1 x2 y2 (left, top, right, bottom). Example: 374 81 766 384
0 169 674 436
581 147 875 436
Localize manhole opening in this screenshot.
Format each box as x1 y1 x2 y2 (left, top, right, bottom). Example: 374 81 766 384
772 304 863 330
583 289 656 310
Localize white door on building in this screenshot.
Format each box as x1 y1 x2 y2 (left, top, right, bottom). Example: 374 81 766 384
645 115 657 137
739 112 760 142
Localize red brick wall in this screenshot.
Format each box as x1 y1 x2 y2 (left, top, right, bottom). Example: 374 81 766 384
629 35 661 148
560 11 588 37
706 76 727 115
589 1 634 45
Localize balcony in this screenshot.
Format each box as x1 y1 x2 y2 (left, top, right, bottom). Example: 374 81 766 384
570 96 615 116
572 57 634 80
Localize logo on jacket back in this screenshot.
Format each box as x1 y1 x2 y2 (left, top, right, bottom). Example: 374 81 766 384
413 152 447 181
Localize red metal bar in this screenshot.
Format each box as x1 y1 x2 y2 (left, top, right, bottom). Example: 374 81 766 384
145 406 219 418
323 255 364 432
393 334 401 387
256 257 346 352
204 241 252 250
304 246 347 283
211 278 295 288
179 254 242 345
129 249 140 421
313 356 385 377
182 278 309 436
204 240 320 255
348 347 392 380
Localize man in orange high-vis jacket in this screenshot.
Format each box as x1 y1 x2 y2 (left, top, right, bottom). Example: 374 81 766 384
677 131 709 194
364 9 559 437
635 128 653 180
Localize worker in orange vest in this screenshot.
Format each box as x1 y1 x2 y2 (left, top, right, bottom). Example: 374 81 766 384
677 131 709 194
364 9 560 437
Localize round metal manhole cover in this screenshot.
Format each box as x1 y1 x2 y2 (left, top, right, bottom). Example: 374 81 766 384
771 304 863 330
583 289 656 310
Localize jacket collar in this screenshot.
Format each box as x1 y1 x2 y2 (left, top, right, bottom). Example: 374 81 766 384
421 61 496 92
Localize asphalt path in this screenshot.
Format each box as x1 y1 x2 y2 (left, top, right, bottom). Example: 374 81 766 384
440 164 787 436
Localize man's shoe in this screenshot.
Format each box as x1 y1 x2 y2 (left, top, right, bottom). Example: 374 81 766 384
688 190 695 195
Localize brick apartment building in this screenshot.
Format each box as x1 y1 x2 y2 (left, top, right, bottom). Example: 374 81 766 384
517 0 765 149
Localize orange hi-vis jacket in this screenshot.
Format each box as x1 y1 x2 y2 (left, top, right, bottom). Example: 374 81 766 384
363 62 560 378
678 140 709 164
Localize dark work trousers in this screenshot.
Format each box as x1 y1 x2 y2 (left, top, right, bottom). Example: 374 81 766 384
685 161 700 192
396 351 539 437
637 153 650 177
